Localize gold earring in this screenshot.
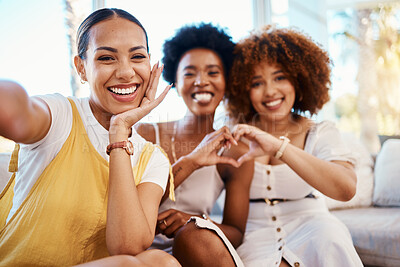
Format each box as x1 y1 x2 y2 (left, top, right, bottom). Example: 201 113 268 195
80 78 86 84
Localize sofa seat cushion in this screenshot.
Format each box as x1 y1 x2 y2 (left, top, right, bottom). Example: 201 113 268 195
331 207 400 267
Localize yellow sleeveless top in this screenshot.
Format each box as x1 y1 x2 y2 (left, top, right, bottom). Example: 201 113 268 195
0 98 174 266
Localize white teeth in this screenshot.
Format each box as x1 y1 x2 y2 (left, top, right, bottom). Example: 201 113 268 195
193 92 212 103
265 99 282 107
109 86 137 95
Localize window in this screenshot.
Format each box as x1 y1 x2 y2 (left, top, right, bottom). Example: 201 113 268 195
326 2 400 152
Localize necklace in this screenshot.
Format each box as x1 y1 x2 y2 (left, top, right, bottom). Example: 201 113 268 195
170 121 178 163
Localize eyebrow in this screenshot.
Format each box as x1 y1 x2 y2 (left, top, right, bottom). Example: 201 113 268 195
252 70 283 80
95 45 147 53
183 64 223 71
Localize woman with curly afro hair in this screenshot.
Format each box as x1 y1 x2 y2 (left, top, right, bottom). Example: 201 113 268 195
225 25 363 267
135 23 254 267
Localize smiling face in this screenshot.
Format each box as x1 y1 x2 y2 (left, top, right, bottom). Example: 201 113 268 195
75 17 150 128
249 62 295 123
175 48 226 117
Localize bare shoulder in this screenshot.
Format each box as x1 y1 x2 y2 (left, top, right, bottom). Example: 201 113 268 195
135 121 175 144
135 123 157 143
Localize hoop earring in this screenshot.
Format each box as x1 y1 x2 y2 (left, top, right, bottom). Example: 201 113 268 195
80 79 86 84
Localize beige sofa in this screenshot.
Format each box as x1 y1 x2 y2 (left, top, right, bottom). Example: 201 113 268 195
325 136 400 267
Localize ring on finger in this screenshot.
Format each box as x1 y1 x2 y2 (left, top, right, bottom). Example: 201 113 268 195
163 219 167 226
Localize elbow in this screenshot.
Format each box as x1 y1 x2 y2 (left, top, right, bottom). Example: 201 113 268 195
224 226 244 248
108 235 153 256
339 174 357 202
343 181 357 201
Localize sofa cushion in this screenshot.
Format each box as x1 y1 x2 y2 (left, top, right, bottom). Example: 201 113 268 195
325 133 374 210
373 139 400 207
332 207 400 267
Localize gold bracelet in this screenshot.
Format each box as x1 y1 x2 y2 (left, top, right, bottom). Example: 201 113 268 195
274 136 290 159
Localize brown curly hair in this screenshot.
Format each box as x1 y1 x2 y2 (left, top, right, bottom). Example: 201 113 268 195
226 25 331 122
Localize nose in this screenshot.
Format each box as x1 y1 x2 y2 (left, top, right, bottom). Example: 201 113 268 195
116 60 135 81
263 81 278 96
194 72 209 87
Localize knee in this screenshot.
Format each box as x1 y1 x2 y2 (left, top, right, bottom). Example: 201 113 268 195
141 250 181 267
173 221 233 266
105 255 140 266
173 221 212 254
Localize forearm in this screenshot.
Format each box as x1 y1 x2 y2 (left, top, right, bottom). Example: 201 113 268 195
281 144 357 201
107 149 154 255
160 156 197 203
169 155 197 188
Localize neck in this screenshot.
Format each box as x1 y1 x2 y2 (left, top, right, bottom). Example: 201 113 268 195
88 99 113 131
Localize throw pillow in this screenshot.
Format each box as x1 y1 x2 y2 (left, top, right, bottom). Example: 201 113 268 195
324 133 374 210
373 139 400 207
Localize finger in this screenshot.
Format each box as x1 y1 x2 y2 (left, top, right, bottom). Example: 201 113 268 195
146 61 160 97
163 220 185 238
216 156 240 168
157 209 176 221
210 132 234 153
217 147 225 156
138 83 172 120
157 219 169 232
147 63 164 100
233 126 252 142
237 152 254 166
221 132 238 146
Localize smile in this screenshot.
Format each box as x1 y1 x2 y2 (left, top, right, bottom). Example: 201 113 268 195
192 92 214 103
263 98 283 108
107 85 137 95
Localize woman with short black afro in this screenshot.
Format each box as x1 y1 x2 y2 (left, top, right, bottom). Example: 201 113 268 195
162 23 234 88
136 23 253 267
226 25 363 266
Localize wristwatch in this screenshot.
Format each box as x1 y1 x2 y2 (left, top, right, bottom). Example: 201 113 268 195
106 140 134 155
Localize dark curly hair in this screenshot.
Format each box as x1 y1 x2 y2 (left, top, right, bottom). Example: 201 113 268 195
226 25 332 122
162 23 235 87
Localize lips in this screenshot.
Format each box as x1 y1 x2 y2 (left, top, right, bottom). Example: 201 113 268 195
107 85 137 95
107 84 139 103
263 98 283 108
192 92 214 104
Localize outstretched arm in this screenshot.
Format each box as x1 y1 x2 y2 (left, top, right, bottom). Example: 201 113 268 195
0 80 51 144
233 124 356 201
